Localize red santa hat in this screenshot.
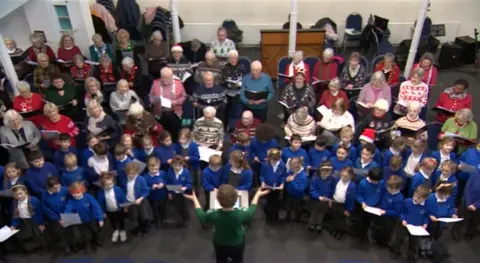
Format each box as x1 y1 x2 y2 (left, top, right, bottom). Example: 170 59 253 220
171 44 183 53
359 128 376 143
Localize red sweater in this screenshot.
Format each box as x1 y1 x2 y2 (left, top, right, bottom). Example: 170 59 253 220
26 46 56 62
411 63 438 86
57 46 82 62
13 93 44 127
374 62 400 86
232 118 261 143
313 60 338 81
41 115 79 149
318 90 349 109
123 125 163 147
435 92 472 123
284 63 310 84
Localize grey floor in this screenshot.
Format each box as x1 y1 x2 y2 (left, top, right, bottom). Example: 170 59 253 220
5 48 480 263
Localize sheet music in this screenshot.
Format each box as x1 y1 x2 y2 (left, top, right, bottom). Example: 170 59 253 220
133 159 147 172
161 97 172 109
41 130 60 140
199 147 222 162
60 213 82 227
190 62 201 68
311 79 328 85
396 100 407 107
182 72 192 82
85 60 100 65
406 224 429 236
166 184 182 193
26 60 38 66
364 206 383 216
284 136 317 142
0 226 19 242
316 105 329 116
278 100 290 108
119 202 135 208
437 217 463 223
278 73 293 78
0 189 13 197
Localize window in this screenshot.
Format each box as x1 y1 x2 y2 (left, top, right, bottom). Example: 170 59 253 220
54 4 73 32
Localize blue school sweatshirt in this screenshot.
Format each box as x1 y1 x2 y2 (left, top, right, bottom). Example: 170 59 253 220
383 166 407 188
249 138 279 163
333 178 357 212
260 161 287 187
403 149 428 170
285 170 307 199
61 167 87 187
330 156 353 174
240 72 274 110
431 150 457 168
143 171 168 201
123 176 150 199
97 186 127 212
409 170 433 198
41 187 69 222
382 148 404 167
308 148 331 169
134 147 160 163
157 144 176 171
202 167 222 192
0 166 4 191
379 191 404 217
81 148 95 167
86 153 115 183
115 156 133 189
54 146 78 172
309 176 335 200
229 143 249 155
25 162 59 197
464 172 480 209
11 196 45 228
331 143 357 163
5 177 25 189
356 144 382 165
64 193 103 223
221 164 253 191
431 171 458 199
354 158 379 182
166 168 193 192
282 147 310 168
175 142 200 169
425 193 455 218
356 178 384 206
400 198 429 226
457 148 480 182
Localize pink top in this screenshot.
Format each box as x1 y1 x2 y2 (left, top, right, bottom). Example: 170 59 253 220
149 78 186 116
357 82 391 106
411 63 438 86
398 80 429 106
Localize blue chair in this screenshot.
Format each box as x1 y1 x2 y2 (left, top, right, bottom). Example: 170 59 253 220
100 260 135 263
276 56 292 92
343 13 363 53
58 258 95 263
304 56 320 84
371 55 385 73
427 122 443 150
359 55 369 72
239 56 251 73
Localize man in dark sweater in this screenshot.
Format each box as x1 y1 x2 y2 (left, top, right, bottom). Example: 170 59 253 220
192 72 227 123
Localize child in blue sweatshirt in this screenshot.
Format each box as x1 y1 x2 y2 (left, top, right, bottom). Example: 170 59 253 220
249 123 279 166
356 167 384 239
3 162 25 189
222 150 253 191
282 134 311 170
330 167 356 239
202 154 223 211
54 134 78 173
157 131 176 172
41 176 69 253
97 172 128 243
61 153 88 187
354 142 379 183
114 144 134 189
330 144 353 176
390 185 430 261
408 158 437 198
143 156 168 228
260 148 286 223
176 128 201 192
123 162 151 237
25 150 59 198
453 164 480 240
135 134 160 164
10 184 46 254
81 134 99 167
63 181 104 253
431 137 457 170
456 143 480 203
374 175 404 247
383 155 407 188
431 160 458 200
357 128 382 164
308 135 331 170
229 131 250 155
382 136 406 167
86 142 114 186
331 127 356 162
166 156 192 228
403 140 428 178
308 161 335 232
284 157 307 223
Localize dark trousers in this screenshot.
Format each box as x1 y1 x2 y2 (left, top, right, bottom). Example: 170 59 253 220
390 222 422 259
327 202 347 232
190 167 202 192
355 208 378 238
285 195 303 223
65 221 101 250
129 199 152 232
12 218 46 253
158 110 182 142
308 200 328 226
46 220 68 249
106 211 126 231
204 191 212 211
226 95 242 128
453 202 480 238
149 199 167 223
172 193 189 223
372 216 397 246
214 241 245 263
264 190 281 222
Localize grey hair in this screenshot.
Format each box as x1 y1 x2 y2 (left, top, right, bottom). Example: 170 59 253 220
29 33 41 43
99 54 112 64
228 49 239 58
73 54 84 63
92 34 103 42
455 108 473 122
205 51 216 59
121 56 135 68
203 106 217 116
202 71 214 80
116 79 129 89
420 52 435 64
128 102 144 116
16 81 31 93
407 101 421 111
323 48 334 57
84 77 101 90
328 78 341 88
371 71 386 84
384 52 395 62
293 51 304 60
150 30 163 41
4 38 17 48
412 68 425 79
160 67 173 77
3 110 22 126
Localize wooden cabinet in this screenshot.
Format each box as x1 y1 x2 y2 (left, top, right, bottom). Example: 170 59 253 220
260 29 325 79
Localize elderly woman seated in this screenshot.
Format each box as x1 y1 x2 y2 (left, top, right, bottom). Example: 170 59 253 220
394 101 426 142
83 100 121 149
33 53 61 92
194 51 222 85
84 77 104 109
280 71 315 118
57 34 82 67
146 30 168 78
313 48 338 98
4 38 27 78
41 102 79 150
89 34 114 62
318 78 349 109
115 29 140 68
192 106 224 150
435 78 472 123
124 102 163 146
93 54 120 95
354 99 392 145
26 33 56 62
284 107 316 138
395 68 429 116
357 71 391 115
120 56 144 98
340 52 367 96
45 73 79 119
411 52 437 87
374 52 400 86
284 51 310 84
441 108 478 154
222 50 246 119
317 98 355 142
110 79 141 124
13 81 44 127
70 54 93 83
0 110 41 168
210 27 236 64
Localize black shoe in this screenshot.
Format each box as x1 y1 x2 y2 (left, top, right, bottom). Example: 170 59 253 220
64 247 73 257
141 230 148 239
419 249 427 260
334 232 344 240
315 225 323 233
407 254 416 263
308 224 315 232
84 245 91 255
426 249 433 258
389 248 400 260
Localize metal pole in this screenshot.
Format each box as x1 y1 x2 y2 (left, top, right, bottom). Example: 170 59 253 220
0 32 19 96
288 0 298 57
170 0 182 44
404 0 430 78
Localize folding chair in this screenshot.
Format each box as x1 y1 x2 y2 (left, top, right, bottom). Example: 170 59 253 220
343 13 363 53
371 55 385 74
239 56 251 73
58 258 95 263
276 56 292 93
359 55 369 72
304 56 320 84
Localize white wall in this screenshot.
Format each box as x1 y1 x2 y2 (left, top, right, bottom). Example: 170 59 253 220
0 0 31 20
66 0 96 55
23 0 63 51
96 0 479 45
0 7 31 49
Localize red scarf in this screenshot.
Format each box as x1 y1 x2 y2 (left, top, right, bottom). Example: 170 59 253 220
71 64 91 80
122 66 138 83
100 65 115 83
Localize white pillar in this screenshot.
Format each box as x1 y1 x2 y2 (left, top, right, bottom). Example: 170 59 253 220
404 0 430 78
288 0 298 57
0 32 19 96
170 0 182 44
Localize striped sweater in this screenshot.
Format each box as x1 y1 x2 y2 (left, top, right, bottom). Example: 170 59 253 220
285 114 316 137
192 117 225 147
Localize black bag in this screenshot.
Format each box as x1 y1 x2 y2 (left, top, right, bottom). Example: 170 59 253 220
222 20 243 43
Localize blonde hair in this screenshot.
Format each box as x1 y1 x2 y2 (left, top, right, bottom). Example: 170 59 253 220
36 53 49 62
328 78 341 89
63 153 78 167
85 77 101 90
43 102 59 115
59 34 75 48
116 29 130 40
116 79 129 90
